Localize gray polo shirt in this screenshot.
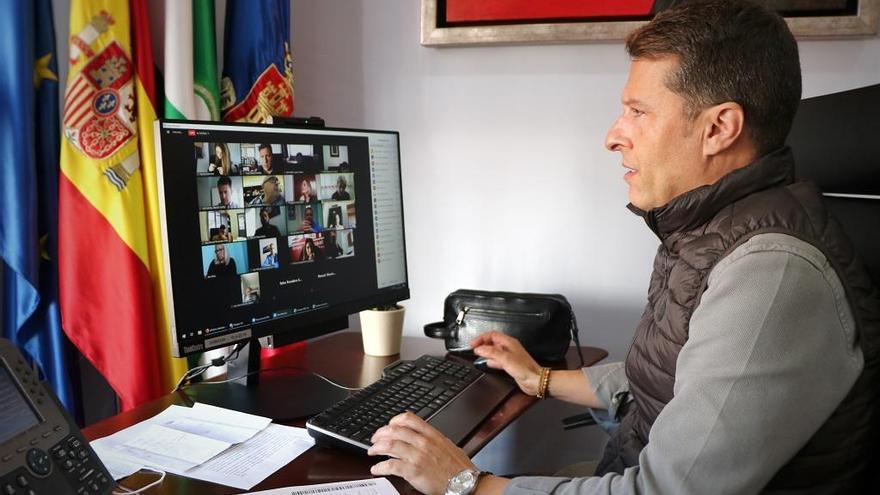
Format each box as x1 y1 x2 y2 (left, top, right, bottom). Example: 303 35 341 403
502 233 863 495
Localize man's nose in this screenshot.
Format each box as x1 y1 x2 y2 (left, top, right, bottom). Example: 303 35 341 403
605 117 627 152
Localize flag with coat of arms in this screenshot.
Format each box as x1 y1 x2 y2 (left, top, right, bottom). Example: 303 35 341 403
221 0 295 123
59 0 187 410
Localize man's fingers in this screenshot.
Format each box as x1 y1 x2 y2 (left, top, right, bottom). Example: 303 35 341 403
370 458 409 478
386 412 447 442
368 435 421 461
469 331 513 348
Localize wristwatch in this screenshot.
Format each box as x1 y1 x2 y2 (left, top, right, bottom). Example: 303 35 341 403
445 468 485 495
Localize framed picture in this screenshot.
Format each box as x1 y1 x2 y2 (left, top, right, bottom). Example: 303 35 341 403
329 145 340 157
421 0 880 46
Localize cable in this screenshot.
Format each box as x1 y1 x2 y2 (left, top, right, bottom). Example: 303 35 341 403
172 343 246 392
113 468 166 494
179 365 364 392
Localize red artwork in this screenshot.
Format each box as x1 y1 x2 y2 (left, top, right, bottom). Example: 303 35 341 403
445 0 655 23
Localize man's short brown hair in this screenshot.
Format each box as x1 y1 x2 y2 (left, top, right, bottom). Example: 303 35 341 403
626 0 801 155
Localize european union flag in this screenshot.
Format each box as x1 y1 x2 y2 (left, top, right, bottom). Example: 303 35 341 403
0 0 76 414
221 0 295 123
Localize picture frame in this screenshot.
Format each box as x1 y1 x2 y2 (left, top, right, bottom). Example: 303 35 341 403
421 0 880 46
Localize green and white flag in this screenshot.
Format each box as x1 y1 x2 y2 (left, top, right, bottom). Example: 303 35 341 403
163 0 221 375
164 0 220 120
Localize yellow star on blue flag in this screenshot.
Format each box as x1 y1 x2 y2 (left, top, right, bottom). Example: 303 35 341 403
34 52 58 87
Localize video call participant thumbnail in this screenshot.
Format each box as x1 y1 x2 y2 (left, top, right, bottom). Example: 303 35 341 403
322 144 349 171
332 176 351 200
288 234 324 263
323 230 344 259
202 242 246 278
298 204 322 233
215 176 240 208
317 173 354 201
207 142 236 176
247 175 285 206
293 174 317 203
325 205 345 230
259 238 279 269
255 207 282 237
240 273 261 304
258 143 284 175
197 176 242 209
284 144 321 172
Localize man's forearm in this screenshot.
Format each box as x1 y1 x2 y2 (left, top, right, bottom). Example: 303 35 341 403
476 475 511 495
545 369 604 409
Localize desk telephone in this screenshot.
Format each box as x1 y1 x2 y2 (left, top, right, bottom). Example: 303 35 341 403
0 339 113 495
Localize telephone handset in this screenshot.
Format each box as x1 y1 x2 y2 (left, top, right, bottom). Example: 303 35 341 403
0 339 113 495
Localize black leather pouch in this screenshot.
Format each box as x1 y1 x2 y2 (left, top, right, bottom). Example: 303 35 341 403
423 289 583 365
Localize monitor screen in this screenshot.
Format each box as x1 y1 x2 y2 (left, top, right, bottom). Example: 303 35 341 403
154 121 409 357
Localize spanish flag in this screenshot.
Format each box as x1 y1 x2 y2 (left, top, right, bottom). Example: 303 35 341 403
59 0 186 410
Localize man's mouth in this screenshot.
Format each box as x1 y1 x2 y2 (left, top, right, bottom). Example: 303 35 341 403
623 164 638 180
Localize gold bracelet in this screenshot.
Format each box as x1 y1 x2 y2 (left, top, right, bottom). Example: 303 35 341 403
536 367 551 399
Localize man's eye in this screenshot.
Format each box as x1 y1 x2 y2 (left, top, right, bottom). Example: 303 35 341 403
631 108 645 117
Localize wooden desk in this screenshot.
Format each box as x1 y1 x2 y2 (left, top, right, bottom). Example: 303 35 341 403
83 332 607 494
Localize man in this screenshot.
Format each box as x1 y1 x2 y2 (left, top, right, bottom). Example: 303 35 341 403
331 176 351 200
258 143 280 174
367 1 880 494
215 176 239 208
261 242 278 268
249 175 285 206
210 224 231 242
299 205 322 233
206 243 237 277
254 207 281 238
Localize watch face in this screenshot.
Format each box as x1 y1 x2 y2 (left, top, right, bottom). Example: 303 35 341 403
449 470 477 494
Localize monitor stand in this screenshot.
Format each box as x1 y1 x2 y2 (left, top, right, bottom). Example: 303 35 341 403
181 336 350 421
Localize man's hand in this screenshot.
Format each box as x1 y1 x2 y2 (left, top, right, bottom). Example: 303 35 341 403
369 412 475 495
470 332 543 396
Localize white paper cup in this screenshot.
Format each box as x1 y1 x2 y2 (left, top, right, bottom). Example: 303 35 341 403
359 306 405 356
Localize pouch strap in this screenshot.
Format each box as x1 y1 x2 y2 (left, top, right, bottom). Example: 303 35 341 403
424 321 454 339
570 310 585 367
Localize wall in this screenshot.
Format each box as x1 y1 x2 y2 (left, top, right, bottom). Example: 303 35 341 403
290 0 880 474
290 0 880 361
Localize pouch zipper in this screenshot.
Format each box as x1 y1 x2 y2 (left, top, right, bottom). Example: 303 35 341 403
456 306 544 325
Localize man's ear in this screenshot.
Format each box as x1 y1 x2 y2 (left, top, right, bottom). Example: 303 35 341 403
701 102 745 157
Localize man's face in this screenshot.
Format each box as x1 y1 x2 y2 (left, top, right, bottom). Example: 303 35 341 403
260 209 270 225
605 57 705 210
263 179 278 200
214 244 227 263
260 147 273 168
217 184 232 205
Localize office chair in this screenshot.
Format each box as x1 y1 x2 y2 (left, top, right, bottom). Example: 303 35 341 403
787 83 880 490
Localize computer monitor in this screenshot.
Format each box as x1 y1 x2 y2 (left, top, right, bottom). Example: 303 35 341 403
153 119 409 418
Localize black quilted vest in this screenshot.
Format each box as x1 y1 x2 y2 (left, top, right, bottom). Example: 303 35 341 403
596 147 880 493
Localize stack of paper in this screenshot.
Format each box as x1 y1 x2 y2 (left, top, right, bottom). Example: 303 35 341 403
91 403 315 490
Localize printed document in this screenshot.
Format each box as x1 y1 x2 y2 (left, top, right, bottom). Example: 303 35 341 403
91 402 313 489
242 477 400 495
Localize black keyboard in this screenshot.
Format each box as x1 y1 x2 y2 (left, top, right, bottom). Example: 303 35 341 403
306 355 512 452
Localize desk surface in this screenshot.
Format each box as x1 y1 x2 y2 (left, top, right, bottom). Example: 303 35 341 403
83 332 607 494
